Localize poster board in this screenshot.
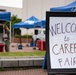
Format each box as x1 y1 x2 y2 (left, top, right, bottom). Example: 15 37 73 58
46 12 76 74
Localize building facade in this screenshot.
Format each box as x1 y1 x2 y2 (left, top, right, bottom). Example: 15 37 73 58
22 0 75 20
0 0 75 35
0 0 75 20
21 0 75 35
0 6 22 19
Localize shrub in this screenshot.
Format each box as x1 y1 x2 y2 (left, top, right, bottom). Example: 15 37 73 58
14 35 32 38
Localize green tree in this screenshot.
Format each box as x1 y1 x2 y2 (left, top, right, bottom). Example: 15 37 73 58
5 15 22 31
5 15 22 36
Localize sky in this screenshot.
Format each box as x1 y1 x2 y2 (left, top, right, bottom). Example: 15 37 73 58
0 0 22 8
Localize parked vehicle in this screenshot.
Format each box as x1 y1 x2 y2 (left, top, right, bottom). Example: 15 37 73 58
32 28 45 42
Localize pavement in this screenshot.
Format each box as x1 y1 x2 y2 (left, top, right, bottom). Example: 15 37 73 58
0 43 56 75
0 68 48 75
0 68 69 75
10 43 41 52
0 43 69 75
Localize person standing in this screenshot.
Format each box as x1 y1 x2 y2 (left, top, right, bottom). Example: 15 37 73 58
3 25 10 52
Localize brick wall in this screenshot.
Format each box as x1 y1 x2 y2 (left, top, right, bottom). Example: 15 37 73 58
12 38 32 43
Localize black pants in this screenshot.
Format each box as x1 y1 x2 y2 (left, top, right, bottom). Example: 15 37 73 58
5 40 10 52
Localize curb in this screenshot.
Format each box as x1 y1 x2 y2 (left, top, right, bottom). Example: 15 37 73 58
0 56 44 68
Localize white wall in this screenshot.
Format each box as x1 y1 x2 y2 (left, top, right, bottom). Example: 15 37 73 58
0 6 22 19
0 0 75 35
21 0 75 35
0 0 75 20
22 0 75 20
20 28 34 35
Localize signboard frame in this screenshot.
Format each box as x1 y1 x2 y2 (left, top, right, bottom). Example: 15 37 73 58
46 12 76 74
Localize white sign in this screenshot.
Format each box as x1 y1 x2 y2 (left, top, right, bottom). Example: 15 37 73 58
49 17 76 69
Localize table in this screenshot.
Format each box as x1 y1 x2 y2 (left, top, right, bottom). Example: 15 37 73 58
37 40 46 50
0 44 5 52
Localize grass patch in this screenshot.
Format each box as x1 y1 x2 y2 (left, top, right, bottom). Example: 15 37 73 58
0 51 46 56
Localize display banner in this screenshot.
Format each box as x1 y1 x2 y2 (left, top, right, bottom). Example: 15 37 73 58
46 12 76 74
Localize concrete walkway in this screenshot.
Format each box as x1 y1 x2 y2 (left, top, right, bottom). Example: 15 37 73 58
0 43 70 75
0 68 48 75
0 43 50 75
0 68 68 75
10 43 41 52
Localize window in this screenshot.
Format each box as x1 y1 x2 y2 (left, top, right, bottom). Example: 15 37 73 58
38 30 41 34
0 25 3 33
0 9 6 12
43 30 45 34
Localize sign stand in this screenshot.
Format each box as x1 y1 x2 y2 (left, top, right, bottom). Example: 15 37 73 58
46 12 76 75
